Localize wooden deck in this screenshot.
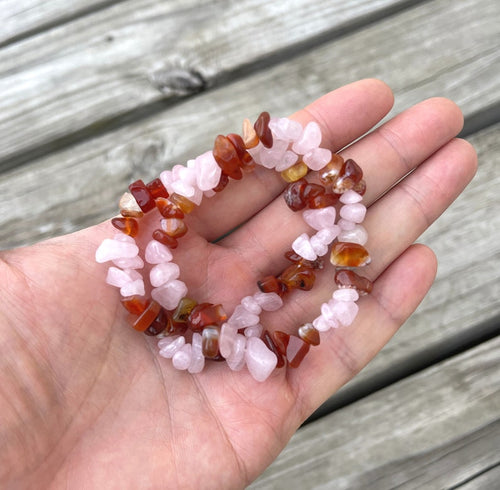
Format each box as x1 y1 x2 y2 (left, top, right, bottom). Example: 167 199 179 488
1 0 499 488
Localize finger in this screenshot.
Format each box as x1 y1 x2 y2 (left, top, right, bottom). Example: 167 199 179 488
220 98 465 276
186 79 394 241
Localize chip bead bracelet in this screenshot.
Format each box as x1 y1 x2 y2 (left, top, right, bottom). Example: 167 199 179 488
95 112 373 382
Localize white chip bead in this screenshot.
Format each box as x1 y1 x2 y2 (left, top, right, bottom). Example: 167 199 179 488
315 227 340 245
113 233 135 243
151 280 188 310
150 262 181 287
106 266 135 288
159 336 185 359
228 304 260 329
171 180 196 199
303 206 336 231
269 117 302 141
320 302 340 327
226 334 247 371
312 315 333 332
339 203 367 223
95 238 139 263
338 224 368 245
244 324 263 338
340 190 363 204
159 170 174 193
120 278 145 297
259 140 288 169
195 151 222 191
245 337 278 382
333 288 360 302
327 299 359 327
188 333 205 374
274 151 299 171
241 296 262 315
113 255 144 269
309 235 328 256
303 147 332 171
292 121 322 154
172 343 192 370
145 240 173 264
253 292 283 311
338 218 356 231
292 233 317 261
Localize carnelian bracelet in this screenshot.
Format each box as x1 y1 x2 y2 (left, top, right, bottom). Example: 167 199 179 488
95 112 372 381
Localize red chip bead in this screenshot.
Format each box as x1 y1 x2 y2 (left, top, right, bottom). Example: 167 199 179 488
298 323 320 346
202 327 220 358
152 229 178 249
279 263 316 291
111 217 139 237
319 154 344 185
335 269 373 295
308 192 339 209
227 133 256 172
188 303 228 332
162 218 188 238
257 275 287 296
132 300 162 332
213 173 229 192
129 179 156 213
333 158 363 193
283 179 309 211
261 330 285 368
274 331 311 368
156 197 184 219
330 242 371 267
254 111 273 148
146 178 169 199
144 308 169 336
169 193 196 214
303 183 325 205
273 331 289 357
213 135 243 180
284 250 324 270
121 295 150 315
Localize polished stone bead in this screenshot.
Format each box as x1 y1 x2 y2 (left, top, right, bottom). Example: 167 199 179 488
228 305 260 329
337 224 368 245
172 297 198 323
162 316 188 337
273 330 289 356
279 263 316 291
155 197 184 219
213 172 229 192
292 121 322 155
245 337 277 381
254 111 273 148
283 179 309 211
111 217 139 237
152 280 188 311
158 335 185 359
202 326 220 358
308 192 339 209
298 323 320 346
121 295 149 315
120 278 145 297
169 193 196 213
330 242 371 267
144 308 169 336
333 288 359 302
146 177 169 199
226 334 247 371
129 179 156 213
227 133 255 172
261 330 285 368
172 343 192 370
194 150 222 191
219 323 237 358
145 239 173 264
150 262 180 288
152 229 178 249
333 159 363 193
353 179 367 196
95 238 138 263
292 233 317 261
303 147 332 171
188 303 227 332
241 296 262 315
252 292 284 311
275 151 299 172
132 300 162 332
339 203 367 223
269 117 302 141
242 118 259 148
161 218 188 238
334 269 373 295
319 154 344 185
285 335 310 368
213 134 243 180
303 206 336 231
280 161 308 183
188 333 205 373
340 190 363 204
257 275 286 296
119 192 143 218
284 250 324 269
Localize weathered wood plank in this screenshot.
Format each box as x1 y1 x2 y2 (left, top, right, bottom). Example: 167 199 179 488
1 0 499 248
458 464 500 490
0 1 123 46
1 0 498 168
252 336 500 489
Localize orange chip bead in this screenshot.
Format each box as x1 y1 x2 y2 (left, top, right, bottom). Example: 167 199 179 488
111 217 139 237
156 197 184 219
279 263 316 291
121 295 150 315
162 218 187 238
242 118 259 149
257 275 287 296
298 323 320 346
188 303 227 332
169 193 196 214
284 250 324 270
334 269 373 295
254 111 273 148
132 300 161 332
172 297 197 323
319 154 344 185
280 161 308 183
308 192 339 209
152 229 178 249
129 179 156 213
144 308 169 336
202 327 220 358
262 330 285 368
333 158 363 193
273 331 310 368
146 178 169 199
213 134 243 180
213 173 229 192
330 242 371 267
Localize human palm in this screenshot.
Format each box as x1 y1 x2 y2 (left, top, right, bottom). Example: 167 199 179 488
0 80 476 489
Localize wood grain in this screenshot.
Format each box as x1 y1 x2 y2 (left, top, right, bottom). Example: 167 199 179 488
252 336 500 489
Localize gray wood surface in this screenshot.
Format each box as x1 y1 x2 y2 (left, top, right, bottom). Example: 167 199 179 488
1 0 499 488
252 336 500 489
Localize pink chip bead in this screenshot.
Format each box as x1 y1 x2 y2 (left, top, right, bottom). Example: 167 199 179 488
172 343 192 370
339 203 367 223
303 147 332 171
226 334 247 371
159 336 185 359
219 323 238 358
195 151 222 191
113 255 144 269
241 296 262 315
188 333 205 374
312 315 334 332
338 224 368 245
106 266 135 288
303 206 336 231
244 324 263 338
327 299 359 327
151 280 188 310
340 190 363 204
269 117 302 141
245 337 278 382
149 262 180 287
95 238 139 263
145 240 173 264
333 288 360 302
292 121 322 154
228 304 260 329
120 278 145 297
274 151 299 171
253 292 283 311
292 233 317 261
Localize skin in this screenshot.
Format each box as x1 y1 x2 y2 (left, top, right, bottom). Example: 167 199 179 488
0 79 477 489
